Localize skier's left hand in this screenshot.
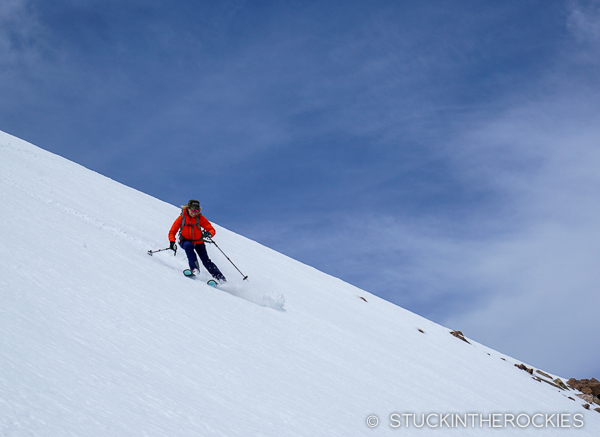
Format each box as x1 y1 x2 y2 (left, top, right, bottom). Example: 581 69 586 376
202 230 212 240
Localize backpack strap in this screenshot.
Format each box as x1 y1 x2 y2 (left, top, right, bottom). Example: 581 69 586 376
178 209 205 242
178 211 185 241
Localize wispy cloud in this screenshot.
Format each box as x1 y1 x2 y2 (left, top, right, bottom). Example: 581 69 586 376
258 80 600 379
0 0 44 66
241 3 600 378
441 86 600 376
568 0 600 44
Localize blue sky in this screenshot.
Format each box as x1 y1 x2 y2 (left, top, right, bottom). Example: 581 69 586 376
2 0 600 379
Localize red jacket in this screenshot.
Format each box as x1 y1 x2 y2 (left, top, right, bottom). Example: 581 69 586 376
169 208 216 244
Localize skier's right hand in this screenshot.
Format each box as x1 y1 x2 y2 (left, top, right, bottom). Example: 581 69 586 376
169 241 176 251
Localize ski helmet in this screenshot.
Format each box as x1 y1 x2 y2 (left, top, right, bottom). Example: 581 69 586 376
187 199 201 210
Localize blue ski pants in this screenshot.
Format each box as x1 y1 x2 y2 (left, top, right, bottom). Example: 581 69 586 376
179 240 226 280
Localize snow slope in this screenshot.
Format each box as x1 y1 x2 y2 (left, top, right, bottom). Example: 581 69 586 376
1 129 599 436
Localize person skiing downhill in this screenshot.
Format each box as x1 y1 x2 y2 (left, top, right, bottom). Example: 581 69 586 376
169 199 227 282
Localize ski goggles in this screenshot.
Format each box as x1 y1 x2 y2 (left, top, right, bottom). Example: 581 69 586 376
189 209 201 213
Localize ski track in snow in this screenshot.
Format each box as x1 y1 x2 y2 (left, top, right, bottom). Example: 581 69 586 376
152 252 286 311
1 175 154 249
2 140 285 311
218 282 286 311
2 142 153 249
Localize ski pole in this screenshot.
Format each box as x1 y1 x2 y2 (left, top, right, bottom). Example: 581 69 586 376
148 246 177 256
204 237 248 280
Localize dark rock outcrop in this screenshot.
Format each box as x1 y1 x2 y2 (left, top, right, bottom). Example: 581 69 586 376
515 363 534 374
450 330 470 344
567 378 600 397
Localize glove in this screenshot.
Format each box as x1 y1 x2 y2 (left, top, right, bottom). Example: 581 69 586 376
169 241 176 251
202 230 212 240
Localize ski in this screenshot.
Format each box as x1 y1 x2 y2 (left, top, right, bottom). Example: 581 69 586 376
184 269 219 288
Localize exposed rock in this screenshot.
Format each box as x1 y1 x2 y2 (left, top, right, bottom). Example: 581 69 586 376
575 393 600 404
515 363 534 374
583 403 590 410
450 330 470 344
553 378 569 390
533 377 566 390
567 378 600 396
576 393 595 403
536 370 552 379
531 370 568 390
595 408 600 414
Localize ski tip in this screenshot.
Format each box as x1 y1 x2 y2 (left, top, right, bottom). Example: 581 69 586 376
207 280 218 288
183 269 195 277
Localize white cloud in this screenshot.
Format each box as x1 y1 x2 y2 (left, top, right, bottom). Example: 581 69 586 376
257 61 600 379
0 0 45 66
435 85 600 377
568 0 600 44
0 0 26 17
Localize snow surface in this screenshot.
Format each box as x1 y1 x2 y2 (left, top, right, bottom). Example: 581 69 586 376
1 129 599 436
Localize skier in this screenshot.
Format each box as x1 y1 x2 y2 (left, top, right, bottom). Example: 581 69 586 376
169 199 227 282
